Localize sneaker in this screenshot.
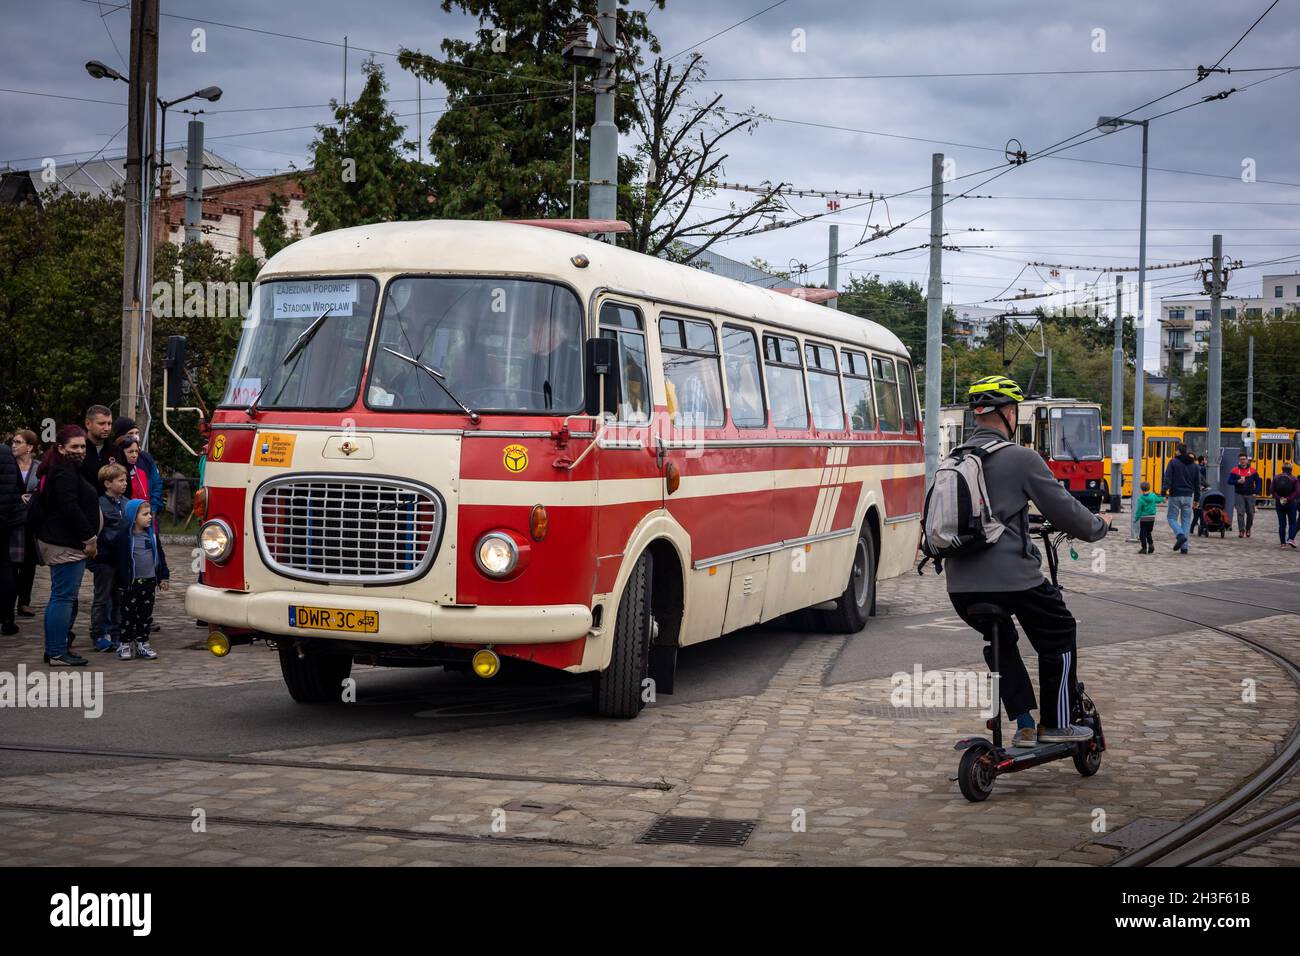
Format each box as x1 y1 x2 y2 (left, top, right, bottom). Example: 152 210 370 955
43 652 87 667
1 622 18 636
135 641 158 660
92 636 114 652
16 607 35 618
117 642 134 661
1290 540 1297 550
1037 724 1094 743
1011 727 1037 748
1173 534 1186 551
150 623 161 633
1239 530 1245 538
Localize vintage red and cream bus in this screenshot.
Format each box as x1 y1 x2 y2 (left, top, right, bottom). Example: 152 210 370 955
185 219 924 717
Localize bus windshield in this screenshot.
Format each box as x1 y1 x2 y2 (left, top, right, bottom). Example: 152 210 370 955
365 277 584 414
221 277 379 409
1050 406 1102 461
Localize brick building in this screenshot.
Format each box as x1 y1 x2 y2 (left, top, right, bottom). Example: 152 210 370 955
154 168 313 259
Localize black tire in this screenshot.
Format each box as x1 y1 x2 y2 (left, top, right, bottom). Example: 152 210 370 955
1073 745 1102 777
820 520 876 634
593 551 654 719
958 745 996 802
278 644 353 703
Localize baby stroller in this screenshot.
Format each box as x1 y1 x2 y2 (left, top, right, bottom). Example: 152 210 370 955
1198 491 1229 537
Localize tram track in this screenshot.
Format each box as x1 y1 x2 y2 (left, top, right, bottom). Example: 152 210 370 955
0 743 674 791
1046 584 1300 866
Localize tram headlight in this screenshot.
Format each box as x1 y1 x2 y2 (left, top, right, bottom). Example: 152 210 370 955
475 532 519 578
199 519 234 563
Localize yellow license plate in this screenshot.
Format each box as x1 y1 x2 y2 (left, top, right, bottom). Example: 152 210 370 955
288 605 379 633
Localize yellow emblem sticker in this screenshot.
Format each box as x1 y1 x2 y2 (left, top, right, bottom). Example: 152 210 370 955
254 432 297 467
502 444 529 474
209 434 226 462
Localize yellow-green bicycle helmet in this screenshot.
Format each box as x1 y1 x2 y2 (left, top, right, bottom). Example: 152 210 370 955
967 374 1025 410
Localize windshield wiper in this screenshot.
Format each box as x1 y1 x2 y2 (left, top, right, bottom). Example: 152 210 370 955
246 308 334 416
380 347 480 424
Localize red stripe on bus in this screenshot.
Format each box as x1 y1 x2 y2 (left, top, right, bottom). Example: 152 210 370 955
202 486 247 590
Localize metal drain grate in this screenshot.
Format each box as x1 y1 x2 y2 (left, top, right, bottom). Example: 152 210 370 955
638 816 756 847
1093 817 1182 849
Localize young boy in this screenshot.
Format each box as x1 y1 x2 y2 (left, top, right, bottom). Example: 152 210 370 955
90 463 129 652
112 499 169 660
1136 480 1164 554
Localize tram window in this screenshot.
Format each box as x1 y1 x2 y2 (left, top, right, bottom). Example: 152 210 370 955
872 355 902 432
1018 424 1033 447
600 301 650 422
659 315 724 428
763 333 810 430
841 349 876 433
721 325 766 428
897 360 918 432
805 341 846 431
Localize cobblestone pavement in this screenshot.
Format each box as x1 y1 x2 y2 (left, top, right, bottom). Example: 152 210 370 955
2 522 1299 866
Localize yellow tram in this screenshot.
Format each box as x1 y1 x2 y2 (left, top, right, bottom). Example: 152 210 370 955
1103 426 1298 503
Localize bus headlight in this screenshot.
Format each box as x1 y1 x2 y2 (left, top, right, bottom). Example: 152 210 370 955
199 519 234 563
475 532 519 577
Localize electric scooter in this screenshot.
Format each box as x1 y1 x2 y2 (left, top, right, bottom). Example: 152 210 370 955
954 517 1106 802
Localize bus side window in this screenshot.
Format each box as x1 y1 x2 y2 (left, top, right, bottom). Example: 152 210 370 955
871 355 901 432
763 333 809 430
805 341 846 431
841 349 875 433
721 325 766 428
896 359 918 432
599 301 650 422
659 315 724 428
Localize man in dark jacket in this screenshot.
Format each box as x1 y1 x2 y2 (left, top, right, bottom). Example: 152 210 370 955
80 404 114 487
945 375 1112 746
0 442 25 635
1162 443 1200 554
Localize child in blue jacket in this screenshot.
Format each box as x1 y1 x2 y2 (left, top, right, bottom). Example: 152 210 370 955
111 499 169 660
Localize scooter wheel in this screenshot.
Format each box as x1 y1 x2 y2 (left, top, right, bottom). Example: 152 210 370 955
1072 745 1102 777
958 745 996 802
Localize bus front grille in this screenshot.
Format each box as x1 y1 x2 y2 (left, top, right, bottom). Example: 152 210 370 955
253 475 443 584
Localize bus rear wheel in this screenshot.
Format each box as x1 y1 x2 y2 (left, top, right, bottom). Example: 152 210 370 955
820 521 876 634
593 551 654 719
278 643 353 703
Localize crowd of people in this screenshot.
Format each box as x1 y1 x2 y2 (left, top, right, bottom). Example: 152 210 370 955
1 405 170 667
1145 442 1299 554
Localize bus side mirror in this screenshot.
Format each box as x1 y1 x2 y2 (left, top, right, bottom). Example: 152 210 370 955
164 335 188 408
586 337 620 416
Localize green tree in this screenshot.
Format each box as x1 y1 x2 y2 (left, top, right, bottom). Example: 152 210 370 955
0 188 123 428
398 0 663 221
254 192 295 259
837 274 954 360
303 58 435 233
1175 315 1300 427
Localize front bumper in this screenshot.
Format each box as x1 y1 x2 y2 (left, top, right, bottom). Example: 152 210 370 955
185 584 592 646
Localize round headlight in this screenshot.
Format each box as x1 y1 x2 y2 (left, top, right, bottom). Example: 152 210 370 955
199 519 234 563
475 532 518 577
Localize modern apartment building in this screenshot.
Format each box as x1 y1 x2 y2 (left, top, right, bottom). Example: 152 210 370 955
1159 273 1300 373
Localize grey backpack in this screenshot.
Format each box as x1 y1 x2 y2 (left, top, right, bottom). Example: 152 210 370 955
918 438 1013 574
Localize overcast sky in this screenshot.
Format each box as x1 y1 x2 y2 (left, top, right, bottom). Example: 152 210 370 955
4 0 1299 339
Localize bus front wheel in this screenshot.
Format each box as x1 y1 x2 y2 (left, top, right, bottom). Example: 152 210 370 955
593 551 654 719
821 521 876 634
278 643 353 703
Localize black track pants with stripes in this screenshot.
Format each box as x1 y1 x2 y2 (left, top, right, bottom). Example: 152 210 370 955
949 581 1080 729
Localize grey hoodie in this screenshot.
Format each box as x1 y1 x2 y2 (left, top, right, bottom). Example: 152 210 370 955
945 425 1109 593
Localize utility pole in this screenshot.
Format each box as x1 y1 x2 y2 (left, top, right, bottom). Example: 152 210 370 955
1247 335 1255 427
923 153 944 482
587 0 618 239
1207 233 1224 488
1046 347 1053 396
1110 274 1124 511
827 225 839 310
184 118 204 243
119 0 159 428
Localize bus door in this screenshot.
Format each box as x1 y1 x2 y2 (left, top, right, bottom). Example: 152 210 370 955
1147 437 1178 493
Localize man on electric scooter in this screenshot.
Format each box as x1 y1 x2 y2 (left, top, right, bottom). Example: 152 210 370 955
946 375 1112 747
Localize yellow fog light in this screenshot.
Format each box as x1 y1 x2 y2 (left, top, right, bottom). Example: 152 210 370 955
206 632 232 657
472 649 501 679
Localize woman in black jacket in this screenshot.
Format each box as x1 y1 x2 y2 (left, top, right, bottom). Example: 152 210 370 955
35 425 101 666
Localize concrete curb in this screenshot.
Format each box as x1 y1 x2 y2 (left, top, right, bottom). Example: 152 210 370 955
161 534 197 546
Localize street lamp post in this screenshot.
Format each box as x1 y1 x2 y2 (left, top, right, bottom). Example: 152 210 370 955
1098 115 1150 538
941 341 956 404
